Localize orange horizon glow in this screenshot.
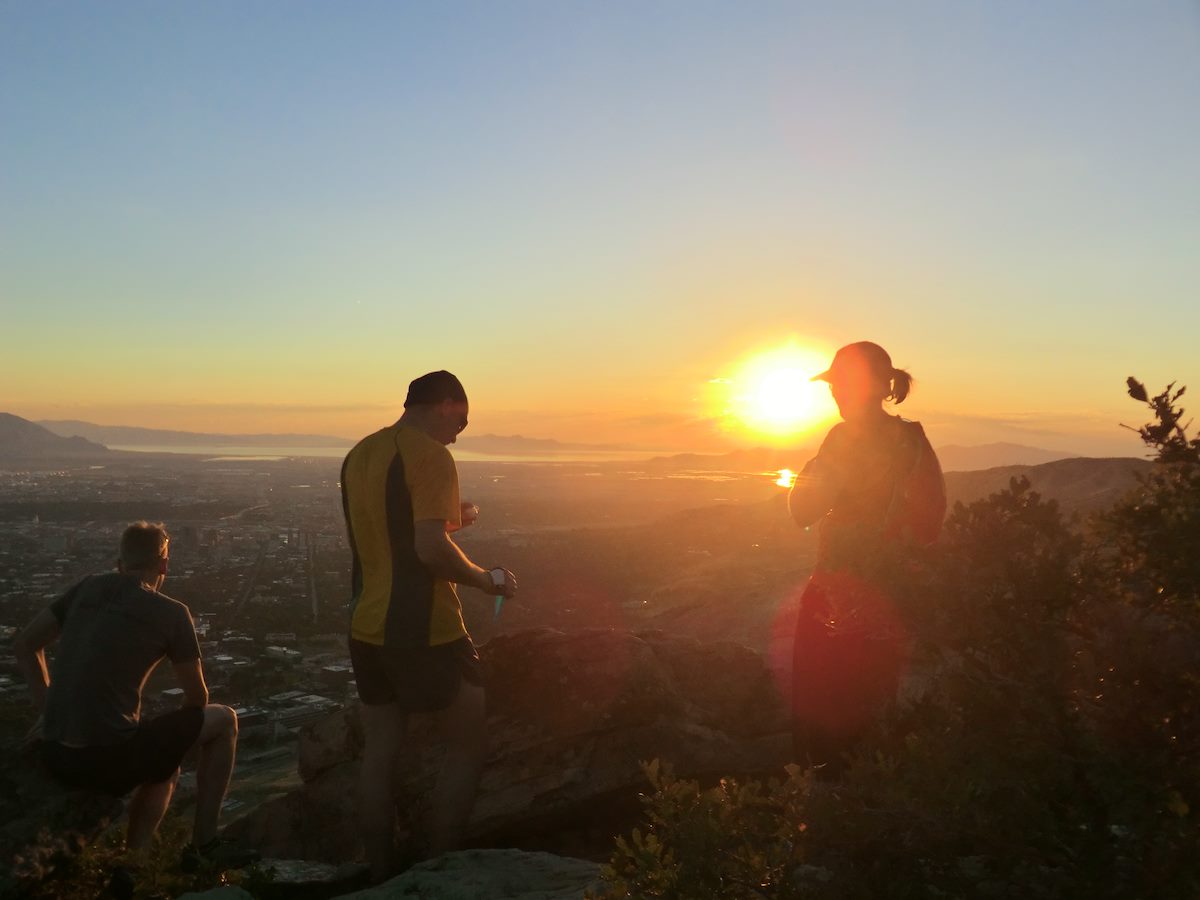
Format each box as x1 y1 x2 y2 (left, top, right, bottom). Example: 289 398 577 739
710 343 838 444
3 331 1164 460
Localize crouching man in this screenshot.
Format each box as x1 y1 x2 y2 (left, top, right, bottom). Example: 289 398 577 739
14 521 258 873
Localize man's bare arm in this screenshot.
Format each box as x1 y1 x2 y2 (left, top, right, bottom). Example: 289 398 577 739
413 519 514 596
172 658 210 708
14 608 60 714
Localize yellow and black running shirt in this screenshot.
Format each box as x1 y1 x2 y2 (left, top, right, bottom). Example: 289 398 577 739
341 423 466 647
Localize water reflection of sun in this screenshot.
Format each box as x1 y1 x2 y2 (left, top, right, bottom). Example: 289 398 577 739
712 344 837 441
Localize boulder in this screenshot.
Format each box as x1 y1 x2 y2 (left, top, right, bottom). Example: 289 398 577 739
247 859 370 899
297 705 364 783
226 628 790 862
331 848 602 899
175 889 256 900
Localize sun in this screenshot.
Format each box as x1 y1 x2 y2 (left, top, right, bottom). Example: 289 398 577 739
716 344 837 440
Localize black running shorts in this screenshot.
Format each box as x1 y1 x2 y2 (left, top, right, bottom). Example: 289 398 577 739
40 706 205 797
349 636 482 712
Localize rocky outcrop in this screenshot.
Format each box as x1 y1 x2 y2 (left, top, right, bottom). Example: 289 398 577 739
226 628 790 862
332 848 602 899
245 859 369 898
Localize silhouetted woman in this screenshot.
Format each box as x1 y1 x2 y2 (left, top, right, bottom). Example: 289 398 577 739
788 341 945 774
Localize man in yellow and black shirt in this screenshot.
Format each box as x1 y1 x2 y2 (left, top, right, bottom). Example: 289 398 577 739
340 370 517 882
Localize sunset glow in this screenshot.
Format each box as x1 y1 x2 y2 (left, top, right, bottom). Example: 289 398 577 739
0 5 1194 458
719 346 838 441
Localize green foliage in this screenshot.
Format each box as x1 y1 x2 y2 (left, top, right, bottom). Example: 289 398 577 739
23 813 271 899
939 476 1080 618
594 759 814 899
597 380 1200 899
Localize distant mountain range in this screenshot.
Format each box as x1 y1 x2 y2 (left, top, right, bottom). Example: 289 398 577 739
0 414 110 458
2 414 1138 475
455 434 626 454
38 420 353 448
33 420 631 455
944 456 1151 515
934 442 1081 472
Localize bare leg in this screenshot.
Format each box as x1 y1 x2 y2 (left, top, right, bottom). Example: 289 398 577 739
192 704 238 847
359 702 405 883
126 770 179 850
428 682 486 857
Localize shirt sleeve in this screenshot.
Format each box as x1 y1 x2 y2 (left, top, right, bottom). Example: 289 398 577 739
407 444 461 524
167 605 202 664
49 578 86 625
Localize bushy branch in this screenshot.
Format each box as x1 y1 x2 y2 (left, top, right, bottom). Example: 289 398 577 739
1102 378 1200 613
1122 378 1198 464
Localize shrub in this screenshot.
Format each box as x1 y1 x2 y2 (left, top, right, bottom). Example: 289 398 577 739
20 813 270 900
595 759 814 900
1094 379 1200 615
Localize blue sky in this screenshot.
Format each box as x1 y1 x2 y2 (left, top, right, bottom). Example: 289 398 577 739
2 1 1198 453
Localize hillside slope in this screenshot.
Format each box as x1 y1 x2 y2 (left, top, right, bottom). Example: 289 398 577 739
944 456 1151 516
0 413 110 459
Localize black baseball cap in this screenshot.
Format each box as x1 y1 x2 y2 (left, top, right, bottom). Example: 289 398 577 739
403 370 468 408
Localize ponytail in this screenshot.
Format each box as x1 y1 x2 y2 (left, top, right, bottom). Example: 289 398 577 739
888 367 913 404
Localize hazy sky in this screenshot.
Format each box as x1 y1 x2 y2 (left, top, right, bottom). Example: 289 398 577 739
2 2 1197 454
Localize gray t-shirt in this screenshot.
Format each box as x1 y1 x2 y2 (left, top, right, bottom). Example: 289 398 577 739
43 572 201 746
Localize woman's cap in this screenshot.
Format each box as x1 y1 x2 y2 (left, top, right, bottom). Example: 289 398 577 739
812 341 894 383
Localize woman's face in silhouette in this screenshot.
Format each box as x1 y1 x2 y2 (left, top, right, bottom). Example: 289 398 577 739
829 367 889 421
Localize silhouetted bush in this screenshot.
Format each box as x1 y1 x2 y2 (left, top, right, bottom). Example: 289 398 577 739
597 759 812 899
16 813 271 899
1094 379 1200 614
